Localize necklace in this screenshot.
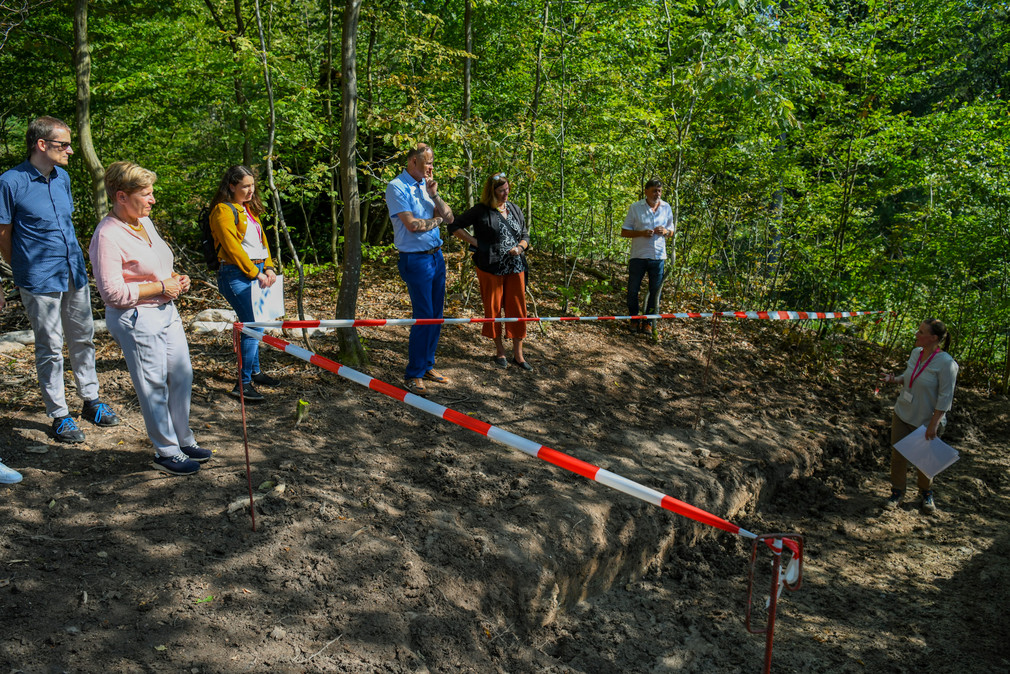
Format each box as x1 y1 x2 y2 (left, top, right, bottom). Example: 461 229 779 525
113 210 143 231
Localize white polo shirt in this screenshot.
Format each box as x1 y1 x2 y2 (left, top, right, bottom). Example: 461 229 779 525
622 198 673 260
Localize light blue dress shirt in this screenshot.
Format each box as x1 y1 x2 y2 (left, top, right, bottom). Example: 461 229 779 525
385 170 441 252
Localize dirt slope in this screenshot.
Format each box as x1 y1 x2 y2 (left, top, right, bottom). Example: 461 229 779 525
1 256 1007 673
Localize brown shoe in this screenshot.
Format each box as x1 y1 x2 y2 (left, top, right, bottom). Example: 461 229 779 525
404 377 427 395
423 369 450 384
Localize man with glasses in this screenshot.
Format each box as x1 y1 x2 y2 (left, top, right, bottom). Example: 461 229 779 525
0 116 119 443
385 143 455 395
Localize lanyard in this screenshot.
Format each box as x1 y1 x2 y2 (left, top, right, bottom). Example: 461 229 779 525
909 348 940 387
245 206 262 241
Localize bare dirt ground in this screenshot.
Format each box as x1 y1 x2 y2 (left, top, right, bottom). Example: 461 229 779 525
1 252 1008 673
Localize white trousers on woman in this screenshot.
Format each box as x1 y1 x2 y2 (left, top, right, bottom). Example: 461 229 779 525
106 302 195 458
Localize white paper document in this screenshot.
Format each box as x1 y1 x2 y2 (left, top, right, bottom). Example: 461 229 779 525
893 425 959 480
252 275 285 322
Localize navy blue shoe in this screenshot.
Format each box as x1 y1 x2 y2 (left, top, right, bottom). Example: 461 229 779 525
152 454 200 476
180 444 212 463
82 400 120 427
52 416 85 443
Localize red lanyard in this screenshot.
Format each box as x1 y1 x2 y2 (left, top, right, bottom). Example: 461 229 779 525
909 348 940 387
245 206 262 241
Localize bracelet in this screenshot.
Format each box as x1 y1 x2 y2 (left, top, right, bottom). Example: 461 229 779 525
160 280 165 295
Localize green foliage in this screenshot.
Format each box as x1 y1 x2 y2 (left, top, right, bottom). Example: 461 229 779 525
1 0 1007 375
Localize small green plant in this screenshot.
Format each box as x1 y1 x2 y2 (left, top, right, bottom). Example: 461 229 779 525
362 242 398 264
558 279 611 314
301 261 335 277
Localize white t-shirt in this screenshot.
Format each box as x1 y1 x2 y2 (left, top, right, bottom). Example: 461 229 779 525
622 198 674 260
241 206 270 260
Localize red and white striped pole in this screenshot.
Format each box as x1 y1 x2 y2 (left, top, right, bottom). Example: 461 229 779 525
243 309 884 330
239 325 758 539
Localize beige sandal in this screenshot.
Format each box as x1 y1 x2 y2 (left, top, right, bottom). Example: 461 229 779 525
404 377 428 395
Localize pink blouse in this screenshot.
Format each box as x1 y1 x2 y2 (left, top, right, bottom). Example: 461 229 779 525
89 215 174 309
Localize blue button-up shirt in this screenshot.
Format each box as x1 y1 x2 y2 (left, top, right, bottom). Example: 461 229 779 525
385 169 441 253
0 160 87 293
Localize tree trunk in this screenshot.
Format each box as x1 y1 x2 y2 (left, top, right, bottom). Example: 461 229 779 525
232 0 252 166
327 0 340 265
72 0 106 220
202 0 252 166
335 0 367 365
361 20 377 244
526 0 550 229
462 0 473 208
252 0 310 346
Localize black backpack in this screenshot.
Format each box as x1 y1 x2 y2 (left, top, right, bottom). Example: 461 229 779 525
199 203 238 271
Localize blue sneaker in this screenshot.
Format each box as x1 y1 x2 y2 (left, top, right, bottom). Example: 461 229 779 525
82 400 120 427
180 444 212 463
52 416 85 443
152 454 200 476
0 459 22 485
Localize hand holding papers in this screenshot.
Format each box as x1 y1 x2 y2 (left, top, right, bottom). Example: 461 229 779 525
893 425 959 480
252 275 284 322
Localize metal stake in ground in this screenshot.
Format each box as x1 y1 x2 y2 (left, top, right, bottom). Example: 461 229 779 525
746 533 804 673
233 324 257 532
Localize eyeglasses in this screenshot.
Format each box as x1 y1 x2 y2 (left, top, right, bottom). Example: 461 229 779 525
491 172 507 182
44 139 72 151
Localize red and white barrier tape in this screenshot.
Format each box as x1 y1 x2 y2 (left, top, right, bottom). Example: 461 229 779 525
240 325 759 540
244 310 884 330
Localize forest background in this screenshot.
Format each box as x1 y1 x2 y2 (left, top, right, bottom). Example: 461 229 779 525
1 0 1008 384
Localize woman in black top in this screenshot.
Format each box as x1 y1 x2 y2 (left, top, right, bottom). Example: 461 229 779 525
449 172 532 369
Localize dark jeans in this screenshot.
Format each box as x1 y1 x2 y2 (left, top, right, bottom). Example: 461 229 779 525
627 258 665 329
397 249 446 379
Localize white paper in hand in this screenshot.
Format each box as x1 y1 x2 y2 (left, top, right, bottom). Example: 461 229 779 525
893 425 959 480
252 275 284 321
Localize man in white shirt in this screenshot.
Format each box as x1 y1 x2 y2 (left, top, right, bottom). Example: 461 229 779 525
621 178 674 334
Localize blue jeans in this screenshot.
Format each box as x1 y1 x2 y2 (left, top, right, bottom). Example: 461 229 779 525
628 258 665 327
397 249 446 379
218 263 262 384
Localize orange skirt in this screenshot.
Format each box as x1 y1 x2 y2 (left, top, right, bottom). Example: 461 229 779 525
475 268 527 340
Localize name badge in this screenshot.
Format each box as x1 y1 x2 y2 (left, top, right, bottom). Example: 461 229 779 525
901 390 914 403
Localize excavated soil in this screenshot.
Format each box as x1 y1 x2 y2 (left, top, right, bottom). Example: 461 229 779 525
1 253 1008 673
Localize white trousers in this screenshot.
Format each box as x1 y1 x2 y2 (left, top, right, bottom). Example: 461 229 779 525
20 280 100 418
106 302 195 458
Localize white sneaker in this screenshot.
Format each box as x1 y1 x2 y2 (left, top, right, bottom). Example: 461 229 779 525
0 459 23 485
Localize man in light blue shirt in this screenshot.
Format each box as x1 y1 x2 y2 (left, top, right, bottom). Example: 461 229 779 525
0 116 119 443
385 143 455 394
621 178 674 335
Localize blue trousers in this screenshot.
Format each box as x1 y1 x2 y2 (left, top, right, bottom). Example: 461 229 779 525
218 262 263 384
628 258 665 327
397 249 445 379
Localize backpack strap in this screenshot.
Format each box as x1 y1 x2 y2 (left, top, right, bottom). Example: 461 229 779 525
222 203 240 255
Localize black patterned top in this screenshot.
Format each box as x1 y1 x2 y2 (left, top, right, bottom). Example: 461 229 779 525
449 201 530 276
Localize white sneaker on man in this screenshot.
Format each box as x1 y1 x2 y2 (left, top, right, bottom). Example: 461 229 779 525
0 459 22 485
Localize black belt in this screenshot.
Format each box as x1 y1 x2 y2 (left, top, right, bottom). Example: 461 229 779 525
399 246 441 256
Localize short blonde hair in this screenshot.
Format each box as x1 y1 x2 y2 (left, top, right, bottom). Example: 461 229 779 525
104 161 157 201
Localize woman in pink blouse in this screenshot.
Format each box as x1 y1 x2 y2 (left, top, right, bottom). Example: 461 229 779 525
89 161 210 476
